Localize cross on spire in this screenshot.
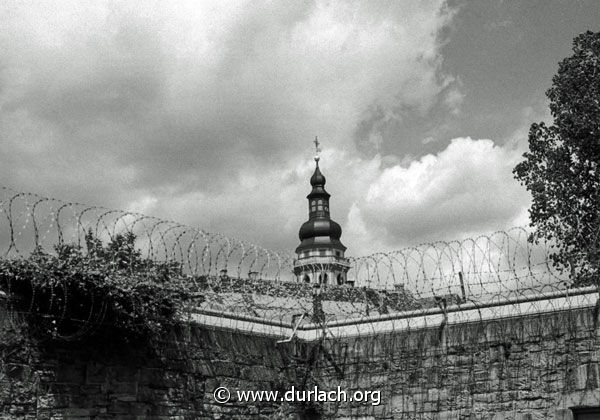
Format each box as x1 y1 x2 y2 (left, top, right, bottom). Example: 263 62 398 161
313 136 321 163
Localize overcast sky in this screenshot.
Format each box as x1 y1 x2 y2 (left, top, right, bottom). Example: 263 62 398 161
1 0 598 256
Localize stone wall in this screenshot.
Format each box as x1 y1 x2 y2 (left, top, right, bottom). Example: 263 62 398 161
206 276 422 313
313 306 600 419
0 302 305 419
1 297 599 419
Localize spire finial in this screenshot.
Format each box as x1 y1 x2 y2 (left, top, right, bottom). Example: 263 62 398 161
313 136 321 163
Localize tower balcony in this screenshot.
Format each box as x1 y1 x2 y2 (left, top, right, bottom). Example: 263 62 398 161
293 256 351 269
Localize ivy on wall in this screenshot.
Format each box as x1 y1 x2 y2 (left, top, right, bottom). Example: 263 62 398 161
0 231 196 341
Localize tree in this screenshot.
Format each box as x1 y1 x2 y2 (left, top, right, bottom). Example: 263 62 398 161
514 31 600 285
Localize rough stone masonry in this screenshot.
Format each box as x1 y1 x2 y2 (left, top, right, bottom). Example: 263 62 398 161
1 289 599 419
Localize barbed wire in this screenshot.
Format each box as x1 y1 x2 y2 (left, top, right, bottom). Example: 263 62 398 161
2 185 599 417
0 185 294 280
0 184 588 331
347 226 569 299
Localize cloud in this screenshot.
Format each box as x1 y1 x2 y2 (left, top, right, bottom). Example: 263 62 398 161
343 137 531 254
0 1 531 257
444 87 465 115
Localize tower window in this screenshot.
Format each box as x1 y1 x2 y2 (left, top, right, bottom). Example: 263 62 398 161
319 249 325 256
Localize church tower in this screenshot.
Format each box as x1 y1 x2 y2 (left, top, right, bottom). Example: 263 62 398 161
293 138 351 286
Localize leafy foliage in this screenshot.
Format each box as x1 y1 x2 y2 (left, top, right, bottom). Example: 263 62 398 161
0 230 195 341
514 31 600 285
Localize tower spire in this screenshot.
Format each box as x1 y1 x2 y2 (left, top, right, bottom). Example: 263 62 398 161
293 137 350 286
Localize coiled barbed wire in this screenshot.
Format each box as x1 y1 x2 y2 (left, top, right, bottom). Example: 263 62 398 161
2 185 597 417
347 227 569 300
0 185 295 280
0 184 578 326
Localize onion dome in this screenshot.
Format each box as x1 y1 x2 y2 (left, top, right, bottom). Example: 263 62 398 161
310 160 326 187
307 160 330 200
295 156 346 254
299 218 343 241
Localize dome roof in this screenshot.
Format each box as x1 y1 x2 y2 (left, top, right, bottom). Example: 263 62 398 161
310 164 326 187
295 157 346 254
299 218 342 241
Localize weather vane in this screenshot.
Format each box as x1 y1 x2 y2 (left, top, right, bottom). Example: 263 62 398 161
313 136 321 162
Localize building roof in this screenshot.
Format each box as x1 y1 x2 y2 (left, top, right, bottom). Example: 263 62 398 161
295 157 347 254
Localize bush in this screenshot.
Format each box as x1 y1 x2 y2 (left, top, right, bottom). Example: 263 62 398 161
0 231 194 341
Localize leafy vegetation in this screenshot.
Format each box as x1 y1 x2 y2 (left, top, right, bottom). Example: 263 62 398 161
514 31 600 285
0 230 195 341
